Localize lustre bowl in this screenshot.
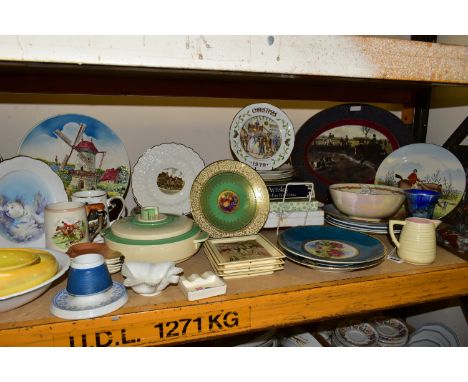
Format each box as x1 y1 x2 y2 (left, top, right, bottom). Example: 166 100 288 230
329 183 405 220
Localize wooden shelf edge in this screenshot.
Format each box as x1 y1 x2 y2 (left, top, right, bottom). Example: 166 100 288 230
1 36 467 85
1 263 466 347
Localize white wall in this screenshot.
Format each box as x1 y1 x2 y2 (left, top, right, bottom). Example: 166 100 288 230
0 98 360 209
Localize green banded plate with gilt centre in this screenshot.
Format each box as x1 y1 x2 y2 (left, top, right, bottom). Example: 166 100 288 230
190 160 269 238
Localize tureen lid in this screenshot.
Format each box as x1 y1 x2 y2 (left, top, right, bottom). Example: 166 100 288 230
109 206 194 241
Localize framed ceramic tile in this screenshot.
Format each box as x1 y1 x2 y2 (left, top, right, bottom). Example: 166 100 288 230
205 234 285 266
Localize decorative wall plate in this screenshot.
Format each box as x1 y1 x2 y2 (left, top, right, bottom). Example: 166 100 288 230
0 156 68 248
291 103 413 202
18 114 131 199
375 143 466 219
229 103 295 170
278 225 386 265
132 143 205 215
190 160 269 238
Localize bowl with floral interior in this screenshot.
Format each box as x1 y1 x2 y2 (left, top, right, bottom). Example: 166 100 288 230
329 183 406 220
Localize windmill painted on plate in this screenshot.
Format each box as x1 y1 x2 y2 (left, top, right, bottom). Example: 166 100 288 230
54 123 106 190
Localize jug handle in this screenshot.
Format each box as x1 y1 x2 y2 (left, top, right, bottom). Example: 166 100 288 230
389 220 406 249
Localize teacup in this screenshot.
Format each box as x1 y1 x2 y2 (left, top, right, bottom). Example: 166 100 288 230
45 201 90 252
66 253 113 296
404 189 441 219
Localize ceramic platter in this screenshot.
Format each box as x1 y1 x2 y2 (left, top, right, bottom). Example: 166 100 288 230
291 103 413 202
278 225 386 266
18 114 131 199
323 204 402 234
190 160 269 238
375 143 466 219
229 103 295 170
132 143 205 215
0 156 68 247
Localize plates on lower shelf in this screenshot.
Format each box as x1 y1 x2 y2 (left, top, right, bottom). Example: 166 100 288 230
190 160 269 238
369 316 409 346
132 143 205 215
407 323 460 347
332 319 379 347
0 156 68 248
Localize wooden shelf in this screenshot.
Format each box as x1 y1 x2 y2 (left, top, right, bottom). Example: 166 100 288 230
0 231 466 347
0 36 467 346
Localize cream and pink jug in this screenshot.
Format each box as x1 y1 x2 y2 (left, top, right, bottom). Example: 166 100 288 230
389 217 442 265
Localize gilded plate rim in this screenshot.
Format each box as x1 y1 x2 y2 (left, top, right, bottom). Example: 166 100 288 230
190 160 269 238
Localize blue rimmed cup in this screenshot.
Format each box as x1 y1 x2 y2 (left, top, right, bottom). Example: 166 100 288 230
66 253 113 296
404 189 441 219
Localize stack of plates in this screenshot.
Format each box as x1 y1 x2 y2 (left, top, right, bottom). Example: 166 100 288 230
331 320 379 347
257 164 295 182
278 226 386 272
407 323 460 346
105 256 125 274
324 204 402 235
204 234 285 279
369 316 409 346
67 243 124 274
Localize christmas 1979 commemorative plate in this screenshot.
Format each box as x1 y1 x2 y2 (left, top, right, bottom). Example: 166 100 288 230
229 103 295 171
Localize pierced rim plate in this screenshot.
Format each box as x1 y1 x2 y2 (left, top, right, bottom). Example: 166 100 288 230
190 160 269 238
18 113 131 199
375 143 466 219
132 143 205 215
0 156 68 248
229 103 295 170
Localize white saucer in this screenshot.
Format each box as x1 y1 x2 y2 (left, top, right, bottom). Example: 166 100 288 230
50 282 128 320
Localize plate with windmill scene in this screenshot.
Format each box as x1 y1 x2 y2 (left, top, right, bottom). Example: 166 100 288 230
18 114 130 199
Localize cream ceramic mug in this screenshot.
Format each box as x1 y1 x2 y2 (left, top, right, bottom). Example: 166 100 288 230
71 190 127 226
44 201 90 252
389 217 442 265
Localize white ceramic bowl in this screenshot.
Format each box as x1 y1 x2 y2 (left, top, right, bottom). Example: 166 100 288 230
0 249 70 312
329 183 406 220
